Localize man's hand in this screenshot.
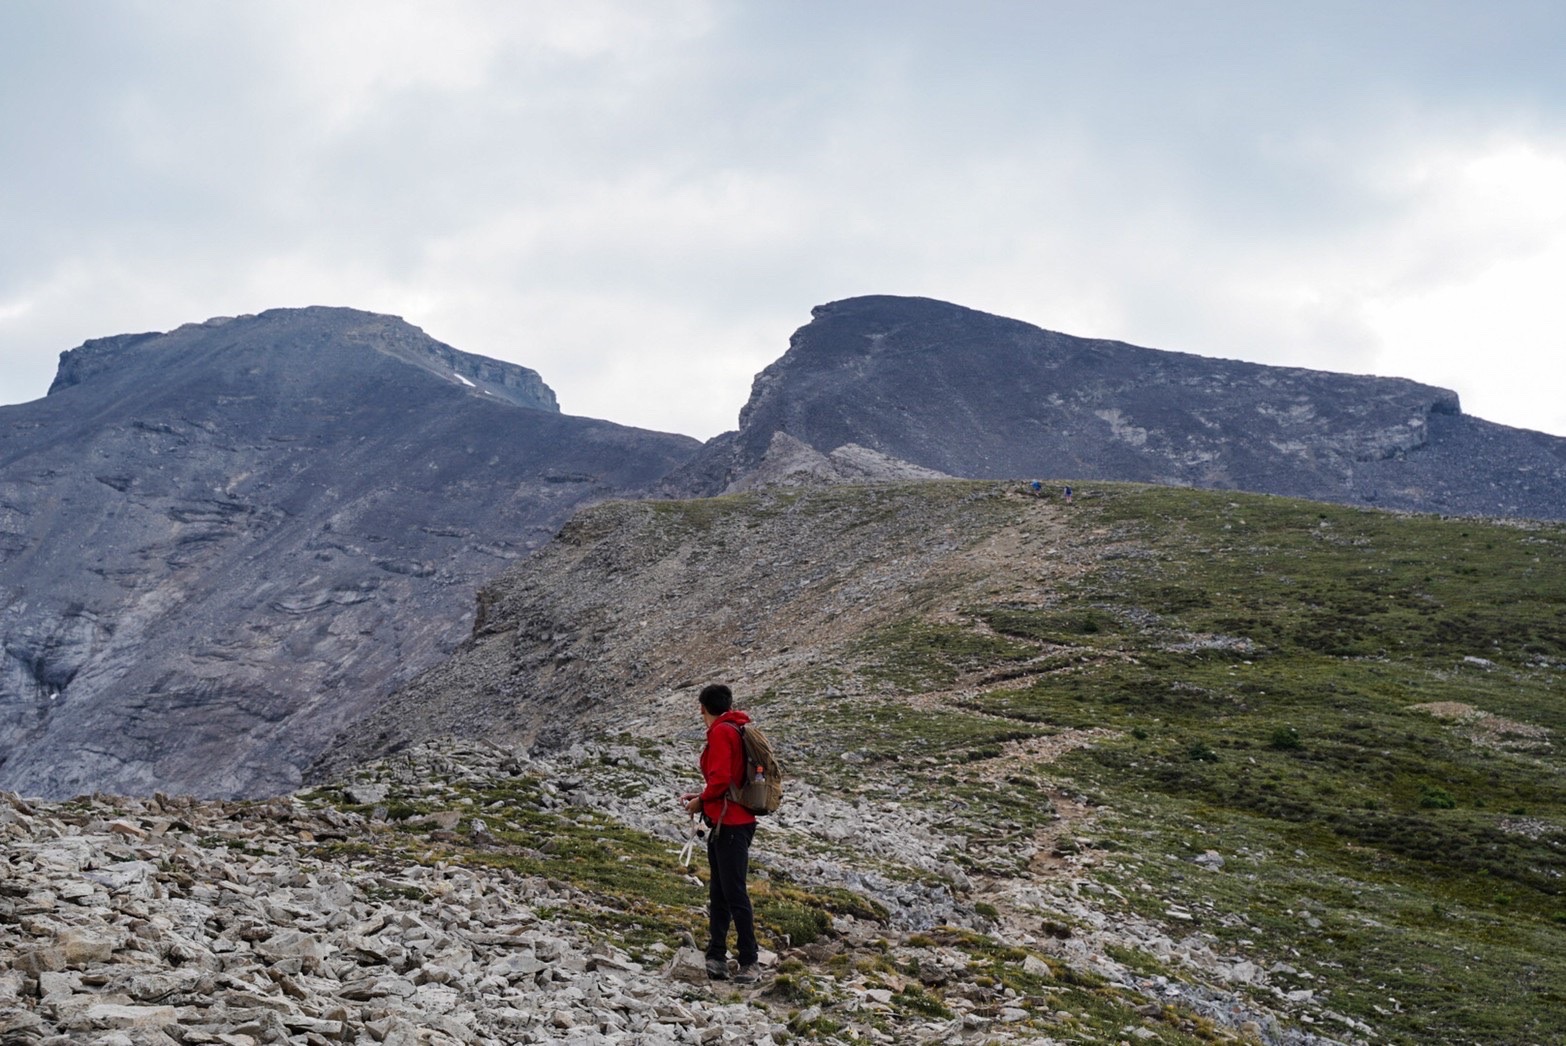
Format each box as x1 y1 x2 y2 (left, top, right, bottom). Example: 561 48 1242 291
680 793 703 815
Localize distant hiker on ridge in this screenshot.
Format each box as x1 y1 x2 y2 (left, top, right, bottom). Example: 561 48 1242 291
680 683 761 983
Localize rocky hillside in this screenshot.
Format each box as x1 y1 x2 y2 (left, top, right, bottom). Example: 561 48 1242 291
665 296 1566 520
6 734 1373 1046
1 742 817 1046
311 481 1076 776
312 480 1564 1043
0 308 699 799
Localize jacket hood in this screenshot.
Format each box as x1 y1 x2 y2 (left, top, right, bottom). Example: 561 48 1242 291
713 709 752 729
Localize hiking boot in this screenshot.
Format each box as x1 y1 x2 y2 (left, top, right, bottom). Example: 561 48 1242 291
733 963 761 984
704 958 729 980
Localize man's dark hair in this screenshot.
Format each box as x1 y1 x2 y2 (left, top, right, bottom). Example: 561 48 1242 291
699 683 733 715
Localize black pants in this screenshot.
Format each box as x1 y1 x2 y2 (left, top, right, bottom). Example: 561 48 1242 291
705 822 757 966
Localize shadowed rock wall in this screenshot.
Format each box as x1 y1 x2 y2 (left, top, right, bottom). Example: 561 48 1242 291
0 307 699 798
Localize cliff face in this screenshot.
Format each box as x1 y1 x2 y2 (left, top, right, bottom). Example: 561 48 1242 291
665 295 1566 518
0 307 699 799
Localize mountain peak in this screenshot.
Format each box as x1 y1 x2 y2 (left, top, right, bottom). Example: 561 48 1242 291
48 306 560 413
1 307 693 799
673 295 1564 519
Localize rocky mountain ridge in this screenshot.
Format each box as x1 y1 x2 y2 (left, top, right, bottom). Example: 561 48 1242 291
0 307 697 800
665 296 1566 520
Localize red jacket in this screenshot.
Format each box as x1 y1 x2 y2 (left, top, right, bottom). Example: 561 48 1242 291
698 710 758 827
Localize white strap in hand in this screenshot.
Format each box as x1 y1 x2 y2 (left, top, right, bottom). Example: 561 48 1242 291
677 812 699 868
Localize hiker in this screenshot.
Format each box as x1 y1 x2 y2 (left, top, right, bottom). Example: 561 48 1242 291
1063 484 1073 503
679 683 760 984
1029 479 1043 496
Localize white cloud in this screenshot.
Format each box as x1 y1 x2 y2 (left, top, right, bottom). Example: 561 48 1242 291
3 1 1565 441
1359 141 1566 434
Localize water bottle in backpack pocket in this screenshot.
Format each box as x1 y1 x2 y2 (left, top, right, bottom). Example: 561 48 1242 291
725 721 784 815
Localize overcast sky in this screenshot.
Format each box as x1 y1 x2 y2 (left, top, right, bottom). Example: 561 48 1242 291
3 1 1564 441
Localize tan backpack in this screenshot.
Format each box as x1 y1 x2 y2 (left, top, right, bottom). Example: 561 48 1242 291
724 721 784 815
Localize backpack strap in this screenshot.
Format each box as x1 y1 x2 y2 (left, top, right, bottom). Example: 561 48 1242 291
715 721 747 836
722 721 747 785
